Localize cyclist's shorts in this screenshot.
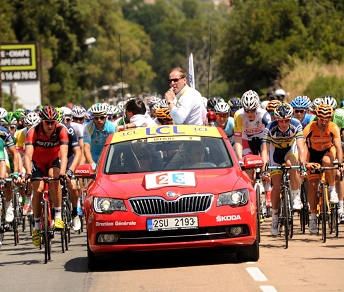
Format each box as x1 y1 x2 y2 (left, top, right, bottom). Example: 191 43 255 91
242 138 262 156
32 157 60 177
269 141 298 176
306 146 335 180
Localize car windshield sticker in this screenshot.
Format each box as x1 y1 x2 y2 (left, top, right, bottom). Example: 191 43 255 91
145 172 196 189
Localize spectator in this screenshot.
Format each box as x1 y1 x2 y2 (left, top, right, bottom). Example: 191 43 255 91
181 142 216 169
164 67 206 125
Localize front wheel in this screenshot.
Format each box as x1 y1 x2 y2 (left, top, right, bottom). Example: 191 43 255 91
321 188 328 243
255 185 261 243
282 189 289 249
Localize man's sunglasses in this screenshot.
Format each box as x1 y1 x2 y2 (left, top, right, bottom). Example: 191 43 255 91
73 117 84 121
168 77 183 84
5 125 16 130
43 120 56 125
277 118 291 123
244 109 256 113
294 109 305 114
93 116 106 121
318 118 330 123
216 113 228 119
137 155 150 161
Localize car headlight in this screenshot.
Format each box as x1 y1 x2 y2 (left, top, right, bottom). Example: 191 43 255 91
217 189 249 207
93 197 127 214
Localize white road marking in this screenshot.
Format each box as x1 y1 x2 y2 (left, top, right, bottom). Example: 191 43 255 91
246 267 268 281
260 286 278 292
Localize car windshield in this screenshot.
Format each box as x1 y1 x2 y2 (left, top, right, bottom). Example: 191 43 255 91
104 136 233 174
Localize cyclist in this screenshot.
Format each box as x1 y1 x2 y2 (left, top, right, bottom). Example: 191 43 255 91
154 100 173 125
71 106 87 125
261 102 307 236
234 90 271 179
207 96 224 111
57 108 82 231
304 103 343 233
24 106 69 246
213 102 234 143
16 111 41 215
228 97 241 117
265 100 282 121
83 103 115 169
308 98 322 114
290 96 313 129
147 96 161 118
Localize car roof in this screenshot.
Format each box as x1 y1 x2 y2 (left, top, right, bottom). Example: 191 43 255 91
110 125 223 144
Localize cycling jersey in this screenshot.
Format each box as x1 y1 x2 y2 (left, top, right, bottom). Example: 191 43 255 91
299 112 314 129
26 123 69 164
83 120 116 162
70 121 84 140
0 138 6 161
64 124 79 158
0 126 15 148
16 127 29 152
262 118 304 149
332 108 344 129
234 108 271 140
304 121 340 151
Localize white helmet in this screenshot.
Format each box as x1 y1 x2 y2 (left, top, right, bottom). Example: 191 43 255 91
241 90 260 110
107 105 117 115
148 96 161 106
90 103 108 116
24 112 41 126
71 106 87 118
116 101 126 113
321 95 337 109
153 99 169 111
214 102 230 113
0 108 8 119
309 98 323 112
60 106 72 116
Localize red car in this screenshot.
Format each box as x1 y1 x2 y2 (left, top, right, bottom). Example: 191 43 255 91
76 125 262 270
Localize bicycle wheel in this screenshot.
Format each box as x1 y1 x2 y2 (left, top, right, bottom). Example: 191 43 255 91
12 191 20 246
287 190 293 239
329 205 338 237
255 184 261 243
66 201 72 244
282 188 289 249
43 200 50 263
62 201 69 251
321 188 327 243
300 181 308 233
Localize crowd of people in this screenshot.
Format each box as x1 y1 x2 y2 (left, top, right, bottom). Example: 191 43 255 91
0 66 343 246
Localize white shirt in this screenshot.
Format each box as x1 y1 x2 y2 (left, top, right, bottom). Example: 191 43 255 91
70 121 84 140
130 114 157 127
170 85 206 125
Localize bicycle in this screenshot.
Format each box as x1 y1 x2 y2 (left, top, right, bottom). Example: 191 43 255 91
299 179 309 234
267 164 302 249
29 177 61 263
315 164 343 243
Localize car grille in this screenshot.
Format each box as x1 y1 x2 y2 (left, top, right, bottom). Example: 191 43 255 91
129 194 213 215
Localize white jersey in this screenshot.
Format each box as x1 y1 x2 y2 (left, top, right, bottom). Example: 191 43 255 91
70 121 84 140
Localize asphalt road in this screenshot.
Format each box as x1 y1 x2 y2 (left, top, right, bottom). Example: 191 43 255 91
0 215 343 292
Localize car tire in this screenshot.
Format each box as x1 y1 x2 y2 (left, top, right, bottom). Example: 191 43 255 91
87 236 100 271
236 240 259 262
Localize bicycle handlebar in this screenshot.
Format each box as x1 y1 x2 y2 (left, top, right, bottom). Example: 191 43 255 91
267 165 302 170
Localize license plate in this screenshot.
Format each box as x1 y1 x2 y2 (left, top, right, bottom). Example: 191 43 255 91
147 216 198 231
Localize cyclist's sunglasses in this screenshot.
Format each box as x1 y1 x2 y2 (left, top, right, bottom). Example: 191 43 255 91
93 116 106 121
5 125 16 130
244 109 256 113
277 118 291 123
73 117 84 121
216 113 228 119
318 118 331 123
294 109 305 114
43 120 56 125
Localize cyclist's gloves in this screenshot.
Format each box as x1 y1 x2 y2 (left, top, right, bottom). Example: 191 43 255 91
59 173 67 180
306 162 321 171
12 171 19 181
25 174 32 181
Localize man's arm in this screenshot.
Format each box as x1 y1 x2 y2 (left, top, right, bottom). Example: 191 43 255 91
234 136 243 159
334 138 343 163
69 146 81 172
83 143 95 165
24 145 34 175
296 137 307 165
59 144 68 175
7 145 20 173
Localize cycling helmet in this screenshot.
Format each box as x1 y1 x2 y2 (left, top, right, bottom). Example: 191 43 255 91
340 100 344 108
13 108 25 120
55 107 64 123
148 96 161 106
71 106 87 118
274 102 293 119
315 103 334 119
39 106 58 120
0 108 8 119
321 95 337 109
107 105 117 116
309 98 323 112
228 97 241 111
290 96 310 109
214 101 230 113
90 103 108 116
274 89 286 100
266 100 282 112
116 101 126 113
207 96 224 110
156 108 172 121
241 90 260 110
2 112 17 125
60 106 73 116
24 112 41 126
153 99 168 111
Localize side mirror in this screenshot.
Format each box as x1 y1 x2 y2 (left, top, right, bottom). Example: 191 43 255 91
75 164 96 179
240 155 264 170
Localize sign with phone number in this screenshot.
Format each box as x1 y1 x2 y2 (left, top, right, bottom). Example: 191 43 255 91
145 172 196 189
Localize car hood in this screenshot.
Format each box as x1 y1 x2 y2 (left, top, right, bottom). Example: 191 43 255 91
93 168 252 199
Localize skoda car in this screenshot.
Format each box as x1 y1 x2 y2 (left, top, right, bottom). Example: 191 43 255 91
75 125 262 270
